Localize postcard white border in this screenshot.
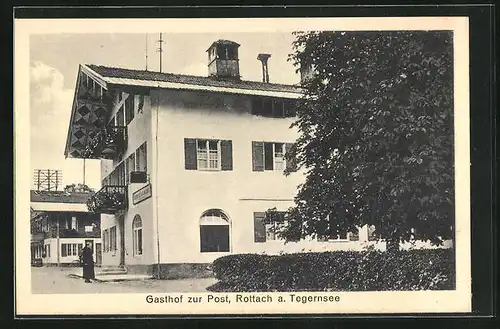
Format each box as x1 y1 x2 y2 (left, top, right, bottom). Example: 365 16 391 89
15 16 471 315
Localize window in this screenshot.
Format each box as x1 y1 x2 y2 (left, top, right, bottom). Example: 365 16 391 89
44 244 50 258
61 217 69 229
125 94 135 125
136 142 147 172
254 211 286 243
110 226 117 251
265 211 286 240
116 162 126 186
185 138 233 171
103 229 109 252
104 229 108 252
251 97 296 118
227 47 237 60
273 143 285 171
217 45 227 60
317 214 350 242
132 215 143 256
61 243 80 257
197 139 220 170
200 209 230 252
116 106 124 127
71 217 78 230
137 95 145 113
126 153 136 183
252 141 294 172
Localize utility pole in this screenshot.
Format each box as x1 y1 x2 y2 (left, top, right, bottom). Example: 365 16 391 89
157 33 164 73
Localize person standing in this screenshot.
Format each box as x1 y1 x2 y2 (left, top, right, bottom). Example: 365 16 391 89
79 242 95 283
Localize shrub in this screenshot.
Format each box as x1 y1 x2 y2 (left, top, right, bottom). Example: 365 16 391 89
208 248 455 292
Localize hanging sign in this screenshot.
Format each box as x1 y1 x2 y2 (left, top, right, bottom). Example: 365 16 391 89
132 184 152 205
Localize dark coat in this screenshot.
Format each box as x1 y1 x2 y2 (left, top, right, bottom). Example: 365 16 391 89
80 246 95 280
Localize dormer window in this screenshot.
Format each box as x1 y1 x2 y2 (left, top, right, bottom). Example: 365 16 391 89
217 46 227 60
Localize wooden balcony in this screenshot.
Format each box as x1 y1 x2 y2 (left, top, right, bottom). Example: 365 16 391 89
86 185 128 214
82 126 127 160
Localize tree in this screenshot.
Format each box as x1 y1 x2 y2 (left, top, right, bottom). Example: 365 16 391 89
279 31 454 251
64 183 94 193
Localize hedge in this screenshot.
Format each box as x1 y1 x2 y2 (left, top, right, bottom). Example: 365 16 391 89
208 248 455 292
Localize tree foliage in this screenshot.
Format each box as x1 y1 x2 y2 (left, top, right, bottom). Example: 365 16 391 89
64 183 94 193
279 31 454 249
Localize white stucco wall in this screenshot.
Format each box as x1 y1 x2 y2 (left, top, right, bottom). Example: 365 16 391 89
152 89 359 264
41 237 102 264
100 92 156 267
100 214 120 266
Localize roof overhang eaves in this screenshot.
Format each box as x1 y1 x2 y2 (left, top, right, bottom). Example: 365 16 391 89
102 77 303 99
31 202 90 212
64 65 83 158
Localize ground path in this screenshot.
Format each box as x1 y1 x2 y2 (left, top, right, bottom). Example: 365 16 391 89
31 267 217 294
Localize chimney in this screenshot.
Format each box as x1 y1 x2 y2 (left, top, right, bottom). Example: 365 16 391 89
207 39 241 80
257 53 271 83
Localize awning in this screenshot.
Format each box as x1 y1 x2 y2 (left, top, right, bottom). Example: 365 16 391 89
31 202 89 212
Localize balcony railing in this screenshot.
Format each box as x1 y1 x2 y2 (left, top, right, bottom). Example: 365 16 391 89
83 126 127 160
86 185 128 214
58 228 101 238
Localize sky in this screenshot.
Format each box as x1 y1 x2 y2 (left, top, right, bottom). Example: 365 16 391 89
29 32 300 191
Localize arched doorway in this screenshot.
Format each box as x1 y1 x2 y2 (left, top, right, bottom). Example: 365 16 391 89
199 209 230 253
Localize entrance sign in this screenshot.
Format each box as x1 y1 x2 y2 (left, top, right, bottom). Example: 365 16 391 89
132 184 152 205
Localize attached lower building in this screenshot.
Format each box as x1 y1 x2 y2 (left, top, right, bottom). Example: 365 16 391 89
30 190 102 266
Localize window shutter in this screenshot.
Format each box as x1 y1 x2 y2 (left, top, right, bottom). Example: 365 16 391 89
184 138 197 170
254 212 266 243
252 141 264 171
220 140 233 171
285 143 298 172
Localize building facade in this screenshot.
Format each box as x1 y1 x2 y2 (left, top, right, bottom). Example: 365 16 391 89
63 39 449 278
30 191 102 266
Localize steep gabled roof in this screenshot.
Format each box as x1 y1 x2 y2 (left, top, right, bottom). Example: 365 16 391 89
86 64 302 95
